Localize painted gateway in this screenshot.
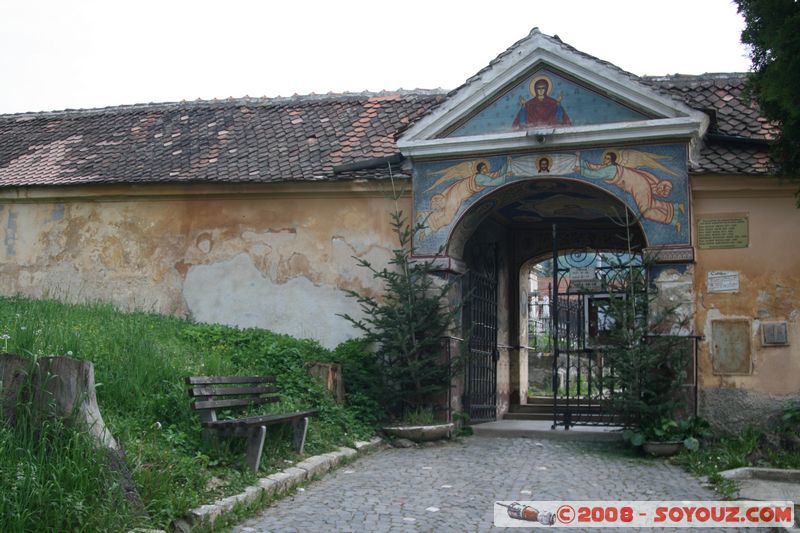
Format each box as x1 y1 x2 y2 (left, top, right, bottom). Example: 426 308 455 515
0 29 797 430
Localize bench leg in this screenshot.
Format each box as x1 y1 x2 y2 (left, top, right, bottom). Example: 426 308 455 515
292 417 309 454
201 428 219 448
245 425 267 473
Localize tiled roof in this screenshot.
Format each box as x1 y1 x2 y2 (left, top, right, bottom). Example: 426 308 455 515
645 74 777 140
0 92 443 187
643 73 776 175
0 74 776 188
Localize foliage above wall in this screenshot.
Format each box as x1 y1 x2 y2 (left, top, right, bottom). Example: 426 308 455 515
736 0 800 202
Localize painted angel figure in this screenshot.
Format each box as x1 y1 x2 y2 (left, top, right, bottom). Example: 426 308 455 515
574 149 685 233
419 158 508 236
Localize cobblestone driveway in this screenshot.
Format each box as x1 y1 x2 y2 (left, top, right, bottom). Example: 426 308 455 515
232 436 747 532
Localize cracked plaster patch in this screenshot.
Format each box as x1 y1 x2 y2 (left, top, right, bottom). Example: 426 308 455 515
183 253 364 348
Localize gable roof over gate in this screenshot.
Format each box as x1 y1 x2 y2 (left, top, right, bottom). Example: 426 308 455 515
398 29 720 163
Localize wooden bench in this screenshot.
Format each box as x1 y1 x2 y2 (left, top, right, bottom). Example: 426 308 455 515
186 375 319 472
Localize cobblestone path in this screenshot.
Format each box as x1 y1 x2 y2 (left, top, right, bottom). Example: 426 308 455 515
232 436 749 532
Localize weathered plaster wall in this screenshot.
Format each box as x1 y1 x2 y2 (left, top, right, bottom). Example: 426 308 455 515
692 176 800 429
0 183 404 348
651 264 695 335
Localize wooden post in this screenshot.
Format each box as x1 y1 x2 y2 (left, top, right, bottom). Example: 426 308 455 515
306 362 345 403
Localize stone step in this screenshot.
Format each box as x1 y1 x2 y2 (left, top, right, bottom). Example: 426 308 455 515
503 412 553 421
505 412 619 423
472 419 623 441
511 402 603 414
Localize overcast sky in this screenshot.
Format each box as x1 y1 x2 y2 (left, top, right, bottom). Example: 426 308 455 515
0 0 751 114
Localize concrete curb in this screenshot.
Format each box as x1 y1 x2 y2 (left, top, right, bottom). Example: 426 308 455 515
171 437 383 532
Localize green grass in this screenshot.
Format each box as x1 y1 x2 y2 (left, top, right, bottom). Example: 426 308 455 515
0 410 134 532
0 296 379 531
673 425 800 498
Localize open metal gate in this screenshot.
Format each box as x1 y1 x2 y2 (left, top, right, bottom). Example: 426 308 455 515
547 246 699 429
549 226 646 429
464 243 498 423
550 287 616 428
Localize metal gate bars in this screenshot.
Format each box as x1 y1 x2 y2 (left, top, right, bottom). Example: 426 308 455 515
464 243 498 423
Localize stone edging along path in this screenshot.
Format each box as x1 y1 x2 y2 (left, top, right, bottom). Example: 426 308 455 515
169 437 385 532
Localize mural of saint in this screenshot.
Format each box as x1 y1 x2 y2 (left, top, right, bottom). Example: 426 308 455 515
574 150 685 232
508 152 578 176
419 159 508 235
512 76 571 129
537 156 551 174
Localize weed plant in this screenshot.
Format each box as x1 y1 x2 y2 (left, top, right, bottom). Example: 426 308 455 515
673 402 800 498
0 296 379 531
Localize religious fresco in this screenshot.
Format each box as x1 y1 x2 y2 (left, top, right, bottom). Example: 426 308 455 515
497 188 627 224
412 143 689 255
448 68 649 137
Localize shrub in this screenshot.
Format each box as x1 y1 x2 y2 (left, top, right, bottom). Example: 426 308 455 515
598 254 694 438
340 206 459 420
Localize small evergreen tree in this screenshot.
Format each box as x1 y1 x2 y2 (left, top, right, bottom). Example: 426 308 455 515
339 205 458 420
600 254 693 442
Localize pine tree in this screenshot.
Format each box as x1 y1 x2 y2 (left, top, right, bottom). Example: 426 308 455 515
340 207 458 420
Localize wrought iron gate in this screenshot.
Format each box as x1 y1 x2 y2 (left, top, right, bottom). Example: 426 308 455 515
464 243 498 423
551 287 626 428
549 234 646 429
547 246 699 429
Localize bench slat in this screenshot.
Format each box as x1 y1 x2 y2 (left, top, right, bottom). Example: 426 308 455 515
202 409 319 429
188 385 280 398
192 396 280 410
185 376 276 385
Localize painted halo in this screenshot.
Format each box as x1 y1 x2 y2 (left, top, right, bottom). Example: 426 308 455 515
528 75 554 97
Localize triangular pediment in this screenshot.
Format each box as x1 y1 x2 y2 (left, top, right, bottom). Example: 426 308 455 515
397 29 708 158
446 66 652 136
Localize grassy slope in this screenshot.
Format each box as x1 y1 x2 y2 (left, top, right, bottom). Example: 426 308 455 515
0 296 375 532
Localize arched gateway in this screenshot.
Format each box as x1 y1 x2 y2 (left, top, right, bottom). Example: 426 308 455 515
398 29 706 424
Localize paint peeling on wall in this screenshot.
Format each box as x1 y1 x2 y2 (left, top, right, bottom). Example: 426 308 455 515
183 253 364 348
651 265 694 335
693 189 800 429
4 211 16 256
0 191 403 349
52 204 65 221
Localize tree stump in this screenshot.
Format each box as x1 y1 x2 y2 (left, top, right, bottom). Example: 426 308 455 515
0 353 146 515
307 362 345 403
0 352 30 425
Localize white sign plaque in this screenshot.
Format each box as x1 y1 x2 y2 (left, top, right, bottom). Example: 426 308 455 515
570 267 596 281
707 271 739 293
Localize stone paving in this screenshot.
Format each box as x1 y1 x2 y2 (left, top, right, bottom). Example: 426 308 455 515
232 436 751 532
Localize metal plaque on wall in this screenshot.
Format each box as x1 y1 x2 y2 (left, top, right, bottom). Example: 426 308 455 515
697 215 749 249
